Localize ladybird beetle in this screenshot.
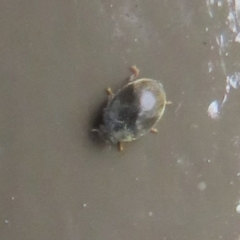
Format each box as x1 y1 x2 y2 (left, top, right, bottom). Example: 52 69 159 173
95 66 171 151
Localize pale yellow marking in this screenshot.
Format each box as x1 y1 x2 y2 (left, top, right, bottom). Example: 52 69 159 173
151 128 158 133
118 142 123 152
131 65 140 77
106 87 114 97
166 101 172 105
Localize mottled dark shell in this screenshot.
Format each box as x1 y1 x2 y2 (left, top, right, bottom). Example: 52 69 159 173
100 78 166 144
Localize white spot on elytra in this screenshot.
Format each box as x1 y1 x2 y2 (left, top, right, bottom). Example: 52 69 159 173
140 91 156 111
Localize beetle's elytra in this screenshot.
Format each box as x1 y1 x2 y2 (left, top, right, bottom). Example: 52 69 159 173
95 66 171 151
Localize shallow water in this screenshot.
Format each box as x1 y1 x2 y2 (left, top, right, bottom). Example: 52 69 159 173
0 0 240 239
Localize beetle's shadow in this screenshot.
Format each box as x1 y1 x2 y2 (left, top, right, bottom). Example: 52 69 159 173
88 79 129 149
88 99 108 148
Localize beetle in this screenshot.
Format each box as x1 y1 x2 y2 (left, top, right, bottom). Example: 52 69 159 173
95 66 171 151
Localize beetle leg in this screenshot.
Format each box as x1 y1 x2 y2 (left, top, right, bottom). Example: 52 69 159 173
118 142 124 152
151 128 158 133
131 65 140 77
166 101 172 105
106 87 114 97
129 65 140 81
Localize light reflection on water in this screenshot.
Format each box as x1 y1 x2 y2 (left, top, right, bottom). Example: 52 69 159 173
206 0 240 119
